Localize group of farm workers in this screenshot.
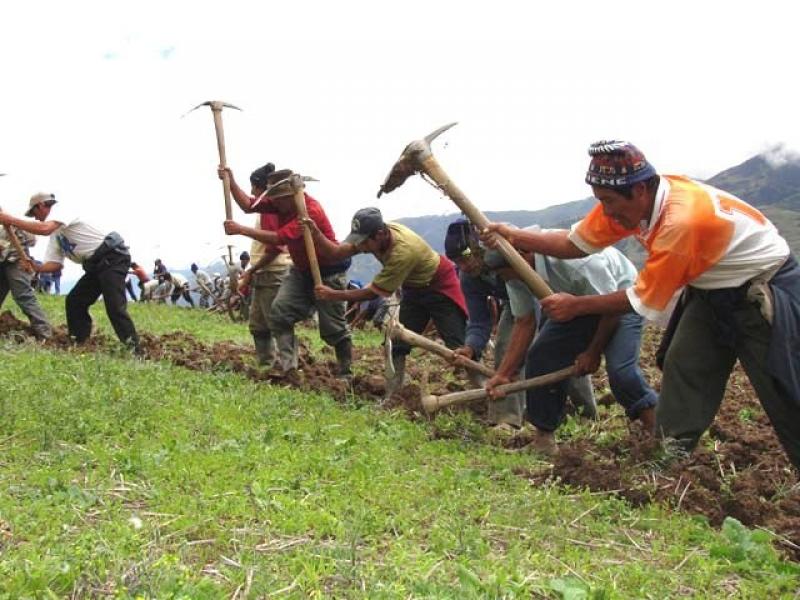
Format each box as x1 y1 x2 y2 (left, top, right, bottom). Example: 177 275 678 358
0 139 798 471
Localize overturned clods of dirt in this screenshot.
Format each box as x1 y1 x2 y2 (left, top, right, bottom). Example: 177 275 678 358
1 310 798 558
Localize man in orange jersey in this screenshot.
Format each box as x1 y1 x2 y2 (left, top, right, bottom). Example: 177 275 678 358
484 141 800 469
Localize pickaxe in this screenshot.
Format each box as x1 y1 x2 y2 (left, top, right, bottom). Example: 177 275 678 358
383 309 494 380
291 174 322 287
268 173 323 287
420 365 576 414
184 100 242 294
183 100 242 220
377 123 553 300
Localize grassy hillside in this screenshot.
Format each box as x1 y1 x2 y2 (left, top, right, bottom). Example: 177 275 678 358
0 297 798 597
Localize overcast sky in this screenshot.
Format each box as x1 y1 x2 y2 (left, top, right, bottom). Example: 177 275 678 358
1 0 798 280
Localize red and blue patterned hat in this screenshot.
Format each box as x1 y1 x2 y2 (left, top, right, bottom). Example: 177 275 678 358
585 141 656 187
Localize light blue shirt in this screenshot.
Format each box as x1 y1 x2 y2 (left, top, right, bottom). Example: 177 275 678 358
505 246 637 313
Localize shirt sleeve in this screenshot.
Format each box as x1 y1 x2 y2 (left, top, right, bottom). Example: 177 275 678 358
370 244 419 295
275 217 302 245
505 279 539 319
573 256 620 295
43 232 66 264
568 203 637 254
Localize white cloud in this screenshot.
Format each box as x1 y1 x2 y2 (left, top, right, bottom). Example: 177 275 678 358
761 144 800 169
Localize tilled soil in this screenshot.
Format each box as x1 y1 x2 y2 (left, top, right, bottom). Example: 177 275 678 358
2 311 798 558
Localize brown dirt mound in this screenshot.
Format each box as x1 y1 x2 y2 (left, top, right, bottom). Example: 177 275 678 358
2 311 798 558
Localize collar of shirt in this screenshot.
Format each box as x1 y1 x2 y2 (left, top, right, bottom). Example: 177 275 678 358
639 176 670 241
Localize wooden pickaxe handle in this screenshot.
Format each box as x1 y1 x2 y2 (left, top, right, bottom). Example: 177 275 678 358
419 155 552 300
290 176 323 287
391 321 494 377
211 107 234 220
420 365 576 414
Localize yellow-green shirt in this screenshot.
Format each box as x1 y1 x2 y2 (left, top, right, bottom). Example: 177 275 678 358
370 223 440 295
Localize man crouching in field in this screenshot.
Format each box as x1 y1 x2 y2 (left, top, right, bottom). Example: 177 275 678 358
311 207 467 401
485 140 800 470
0 193 140 353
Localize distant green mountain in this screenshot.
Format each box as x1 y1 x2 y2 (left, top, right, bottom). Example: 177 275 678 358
348 150 800 281
707 153 800 210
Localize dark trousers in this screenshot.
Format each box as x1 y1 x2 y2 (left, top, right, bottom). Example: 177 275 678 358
66 251 138 346
659 290 800 470
125 278 137 301
526 313 656 431
171 287 195 307
393 291 466 356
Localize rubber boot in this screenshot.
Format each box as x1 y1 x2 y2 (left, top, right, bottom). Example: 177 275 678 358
567 375 598 420
383 354 406 405
274 331 298 372
252 332 275 367
522 427 558 457
334 338 353 379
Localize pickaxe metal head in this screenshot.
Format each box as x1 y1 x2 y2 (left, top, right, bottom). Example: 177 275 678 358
181 100 242 118
382 306 401 379
265 174 318 198
377 122 458 198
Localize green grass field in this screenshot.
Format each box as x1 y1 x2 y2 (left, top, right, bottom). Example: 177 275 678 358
0 296 798 598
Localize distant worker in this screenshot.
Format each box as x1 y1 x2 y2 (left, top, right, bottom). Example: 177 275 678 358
0 193 140 352
164 271 195 307
191 263 214 309
153 258 167 279
52 267 62 295
139 279 159 302
129 261 150 296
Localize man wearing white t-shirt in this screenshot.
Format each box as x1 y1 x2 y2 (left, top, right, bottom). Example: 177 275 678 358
164 271 195 307
0 193 140 352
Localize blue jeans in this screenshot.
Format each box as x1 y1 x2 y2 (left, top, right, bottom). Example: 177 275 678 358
525 313 657 431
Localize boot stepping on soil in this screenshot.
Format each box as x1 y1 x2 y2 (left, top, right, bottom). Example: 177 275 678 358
486 422 519 444
518 429 558 457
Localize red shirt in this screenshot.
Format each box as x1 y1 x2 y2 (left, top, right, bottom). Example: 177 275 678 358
131 264 150 283
252 192 340 271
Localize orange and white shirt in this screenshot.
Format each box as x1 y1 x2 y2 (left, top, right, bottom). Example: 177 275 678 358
568 175 790 322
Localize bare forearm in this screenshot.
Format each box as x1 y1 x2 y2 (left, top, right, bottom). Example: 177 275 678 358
324 287 378 302
38 261 64 273
235 224 280 246
495 315 536 378
588 314 621 354
311 231 357 261
574 290 633 316
0 216 59 236
227 174 255 213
